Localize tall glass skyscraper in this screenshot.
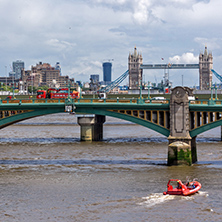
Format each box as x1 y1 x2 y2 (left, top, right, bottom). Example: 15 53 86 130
103 62 112 84
12 60 25 79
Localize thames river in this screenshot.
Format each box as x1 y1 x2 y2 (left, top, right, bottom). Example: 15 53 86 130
0 114 222 221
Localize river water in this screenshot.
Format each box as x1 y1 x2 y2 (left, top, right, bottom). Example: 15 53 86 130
0 114 222 222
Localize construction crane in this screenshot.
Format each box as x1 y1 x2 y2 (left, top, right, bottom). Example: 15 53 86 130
211 69 222 82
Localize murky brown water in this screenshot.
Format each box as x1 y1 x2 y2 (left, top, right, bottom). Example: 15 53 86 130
0 114 222 221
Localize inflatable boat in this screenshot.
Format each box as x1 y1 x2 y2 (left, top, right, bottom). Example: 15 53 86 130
163 179 201 196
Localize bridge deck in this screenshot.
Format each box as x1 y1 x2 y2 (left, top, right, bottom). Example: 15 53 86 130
0 98 222 137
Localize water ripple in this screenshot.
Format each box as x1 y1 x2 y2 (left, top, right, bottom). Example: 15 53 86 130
0 159 166 166
0 137 80 144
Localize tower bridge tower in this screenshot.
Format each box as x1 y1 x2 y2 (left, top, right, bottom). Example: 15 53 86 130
199 46 213 90
128 46 143 90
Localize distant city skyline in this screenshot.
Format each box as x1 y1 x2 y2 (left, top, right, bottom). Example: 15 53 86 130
1 0 222 87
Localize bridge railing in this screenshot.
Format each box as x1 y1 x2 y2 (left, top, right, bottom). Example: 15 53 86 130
2 98 222 105
0 98 170 105
76 98 169 104
0 99 66 104
189 99 222 105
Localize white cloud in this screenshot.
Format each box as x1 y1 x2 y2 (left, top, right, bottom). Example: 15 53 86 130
45 39 76 52
0 0 222 87
169 52 199 64
194 37 222 51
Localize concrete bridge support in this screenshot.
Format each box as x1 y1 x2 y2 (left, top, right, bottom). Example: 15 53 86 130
77 115 106 141
168 87 197 165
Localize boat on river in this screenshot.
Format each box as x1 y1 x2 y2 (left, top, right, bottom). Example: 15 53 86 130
163 179 201 196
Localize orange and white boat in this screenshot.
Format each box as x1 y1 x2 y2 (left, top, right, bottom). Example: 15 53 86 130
163 179 201 196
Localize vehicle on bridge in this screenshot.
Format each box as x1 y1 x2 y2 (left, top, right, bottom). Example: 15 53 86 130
36 88 80 99
152 96 166 100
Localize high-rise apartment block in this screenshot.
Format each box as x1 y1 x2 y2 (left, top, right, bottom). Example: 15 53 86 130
128 47 143 90
199 46 213 90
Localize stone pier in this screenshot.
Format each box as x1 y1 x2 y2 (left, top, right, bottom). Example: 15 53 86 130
77 115 106 141
168 86 197 165
221 126 222 141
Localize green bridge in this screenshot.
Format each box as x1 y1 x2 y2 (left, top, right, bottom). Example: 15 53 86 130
0 87 222 166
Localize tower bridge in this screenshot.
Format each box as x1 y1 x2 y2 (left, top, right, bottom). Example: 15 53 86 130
0 86 222 166
128 46 213 91
140 63 199 70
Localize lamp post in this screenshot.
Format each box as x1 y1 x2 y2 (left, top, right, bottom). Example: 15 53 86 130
139 80 142 100
210 82 214 100
215 82 218 100
13 75 15 98
68 79 71 98
147 81 151 99
5 66 7 93
32 74 33 95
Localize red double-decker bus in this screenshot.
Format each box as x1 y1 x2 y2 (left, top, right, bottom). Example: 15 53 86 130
36 88 79 99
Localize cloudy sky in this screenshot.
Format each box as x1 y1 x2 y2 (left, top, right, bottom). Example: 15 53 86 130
0 0 222 87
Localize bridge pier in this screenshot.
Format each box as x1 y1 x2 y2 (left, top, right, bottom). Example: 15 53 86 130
77 115 106 141
168 136 197 165
168 87 197 166
221 126 222 141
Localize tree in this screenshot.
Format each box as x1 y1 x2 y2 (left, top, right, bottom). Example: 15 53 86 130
28 86 37 93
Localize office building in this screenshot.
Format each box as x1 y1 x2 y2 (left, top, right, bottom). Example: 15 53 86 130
12 60 25 79
103 62 112 84
90 74 100 91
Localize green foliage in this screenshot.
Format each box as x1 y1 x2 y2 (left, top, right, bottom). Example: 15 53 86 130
28 86 38 93
37 85 49 91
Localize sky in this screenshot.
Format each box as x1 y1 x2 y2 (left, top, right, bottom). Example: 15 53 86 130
1 0 222 87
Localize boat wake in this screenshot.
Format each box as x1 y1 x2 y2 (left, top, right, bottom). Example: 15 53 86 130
139 193 175 208
196 191 208 197
139 191 208 208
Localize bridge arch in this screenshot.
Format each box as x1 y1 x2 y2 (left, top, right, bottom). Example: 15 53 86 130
190 119 222 137
0 106 170 137
76 109 170 137
0 108 63 129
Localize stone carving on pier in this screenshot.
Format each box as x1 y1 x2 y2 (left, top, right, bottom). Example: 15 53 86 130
168 86 197 165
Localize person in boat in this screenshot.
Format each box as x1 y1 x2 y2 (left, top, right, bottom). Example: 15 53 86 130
186 182 196 189
177 181 182 189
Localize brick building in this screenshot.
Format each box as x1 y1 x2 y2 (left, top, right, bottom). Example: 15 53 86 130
21 62 73 88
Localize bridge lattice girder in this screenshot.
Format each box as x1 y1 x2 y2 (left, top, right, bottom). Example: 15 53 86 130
0 98 222 137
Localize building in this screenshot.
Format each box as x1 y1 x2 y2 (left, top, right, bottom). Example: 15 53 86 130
199 46 213 90
90 74 100 91
0 77 20 88
90 74 99 83
21 62 72 89
31 62 60 85
103 62 112 84
128 46 143 90
12 60 25 79
55 62 62 75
